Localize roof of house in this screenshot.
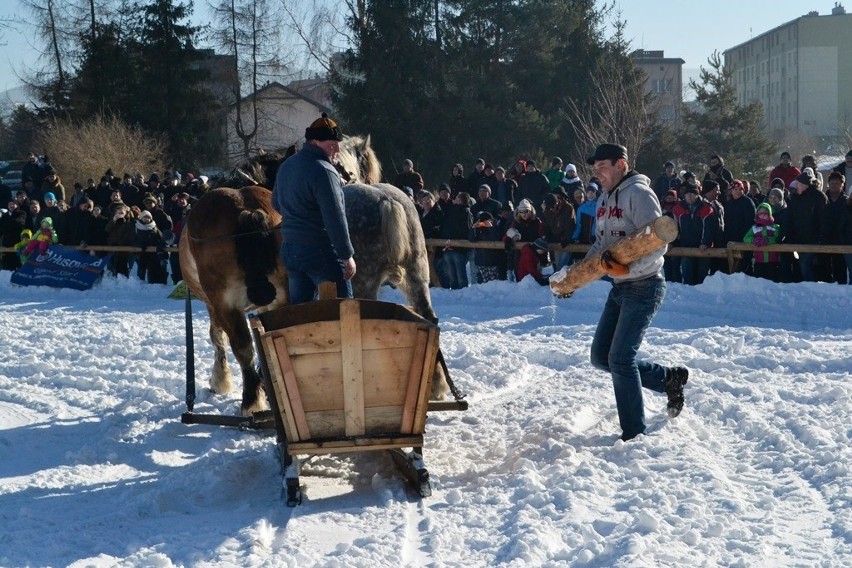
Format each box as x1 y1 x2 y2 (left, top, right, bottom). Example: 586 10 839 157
231 80 331 114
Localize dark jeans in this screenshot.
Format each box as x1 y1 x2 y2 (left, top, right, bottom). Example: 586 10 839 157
799 252 817 282
826 254 848 284
441 249 468 289
663 255 681 283
752 262 780 282
590 275 668 439
137 252 167 284
680 256 710 285
281 241 352 304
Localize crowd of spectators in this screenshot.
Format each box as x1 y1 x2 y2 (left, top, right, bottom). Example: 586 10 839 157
3 149 852 289
1 153 209 284
397 151 852 287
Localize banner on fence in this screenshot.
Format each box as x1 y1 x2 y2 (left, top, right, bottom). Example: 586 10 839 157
11 246 112 290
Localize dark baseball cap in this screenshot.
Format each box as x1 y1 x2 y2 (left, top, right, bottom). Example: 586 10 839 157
586 143 628 165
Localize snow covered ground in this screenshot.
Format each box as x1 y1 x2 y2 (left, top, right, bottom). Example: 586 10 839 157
1 271 850 567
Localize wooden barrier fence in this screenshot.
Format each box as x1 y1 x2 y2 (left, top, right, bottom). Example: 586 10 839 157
424 239 852 275
1 242 851 278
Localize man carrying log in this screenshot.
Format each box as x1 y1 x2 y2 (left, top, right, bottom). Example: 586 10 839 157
583 143 689 442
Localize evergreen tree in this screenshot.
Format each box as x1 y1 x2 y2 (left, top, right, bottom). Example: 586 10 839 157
68 22 133 120
332 0 443 181
124 0 223 168
330 0 632 185
6 106 44 159
679 51 776 176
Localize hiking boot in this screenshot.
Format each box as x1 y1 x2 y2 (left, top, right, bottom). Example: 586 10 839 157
665 366 689 418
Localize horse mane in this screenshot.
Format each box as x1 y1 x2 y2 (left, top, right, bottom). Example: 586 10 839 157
217 136 380 189
339 135 383 184
220 146 297 189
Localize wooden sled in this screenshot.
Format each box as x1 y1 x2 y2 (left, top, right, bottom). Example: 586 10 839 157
549 215 678 297
247 290 461 505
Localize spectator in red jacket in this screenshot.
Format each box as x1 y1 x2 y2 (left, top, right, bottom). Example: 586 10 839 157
672 182 717 285
767 151 800 191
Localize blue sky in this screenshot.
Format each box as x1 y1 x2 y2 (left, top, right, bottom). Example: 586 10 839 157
606 0 839 70
0 0 843 93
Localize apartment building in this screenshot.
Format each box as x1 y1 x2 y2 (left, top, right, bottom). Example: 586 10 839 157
724 2 852 141
630 49 685 129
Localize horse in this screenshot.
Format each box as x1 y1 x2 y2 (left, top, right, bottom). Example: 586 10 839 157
179 136 448 415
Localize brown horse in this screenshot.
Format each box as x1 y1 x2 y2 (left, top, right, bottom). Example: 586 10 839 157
179 136 447 415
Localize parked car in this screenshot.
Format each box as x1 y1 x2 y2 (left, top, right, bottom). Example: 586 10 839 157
2 170 23 190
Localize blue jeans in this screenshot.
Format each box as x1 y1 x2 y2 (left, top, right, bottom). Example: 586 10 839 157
442 249 468 289
680 256 710 285
281 241 352 304
846 254 852 284
799 252 817 282
590 275 668 439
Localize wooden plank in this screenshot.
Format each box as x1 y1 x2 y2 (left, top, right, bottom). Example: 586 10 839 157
412 327 440 434
272 334 311 440
273 322 341 356
262 334 300 441
401 329 431 433
340 300 365 437
365 405 405 432
305 409 344 438
360 320 419 350
317 281 337 300
362 348 410 406
305 405 405 438
288 435 424 455
291 352 344 411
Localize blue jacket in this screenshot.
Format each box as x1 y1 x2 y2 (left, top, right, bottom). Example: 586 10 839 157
272 143 354 260
572 199 597 243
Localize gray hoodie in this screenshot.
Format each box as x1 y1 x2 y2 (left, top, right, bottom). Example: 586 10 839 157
585 171 665 283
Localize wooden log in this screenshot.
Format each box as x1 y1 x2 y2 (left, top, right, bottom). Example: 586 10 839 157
549 216 678 297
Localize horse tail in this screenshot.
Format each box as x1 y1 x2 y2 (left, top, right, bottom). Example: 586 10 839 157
235 209 278 306
379 197 412 281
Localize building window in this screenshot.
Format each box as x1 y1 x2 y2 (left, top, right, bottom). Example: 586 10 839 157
651 79 674 93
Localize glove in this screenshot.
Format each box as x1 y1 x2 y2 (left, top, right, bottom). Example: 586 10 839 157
504 239 514 251
600 250 628 277
753 235 766 247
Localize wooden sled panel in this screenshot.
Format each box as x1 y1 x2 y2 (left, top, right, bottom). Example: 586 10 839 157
252 298 440 448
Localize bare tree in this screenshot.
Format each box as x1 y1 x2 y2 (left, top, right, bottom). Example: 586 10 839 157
17 0 94 109
210 0 286 160
564 62 654 178
279 0 362 74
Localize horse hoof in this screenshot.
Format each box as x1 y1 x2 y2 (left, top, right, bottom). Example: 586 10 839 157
241 399 269 417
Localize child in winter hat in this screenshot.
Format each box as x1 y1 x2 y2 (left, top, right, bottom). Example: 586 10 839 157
743 203 781 281
14 229 32 263
23 217 58 257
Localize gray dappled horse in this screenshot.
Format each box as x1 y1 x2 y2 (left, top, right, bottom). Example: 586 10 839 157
179 136 446 415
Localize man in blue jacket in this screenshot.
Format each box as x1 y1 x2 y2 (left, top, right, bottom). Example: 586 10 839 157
272 113 356 303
